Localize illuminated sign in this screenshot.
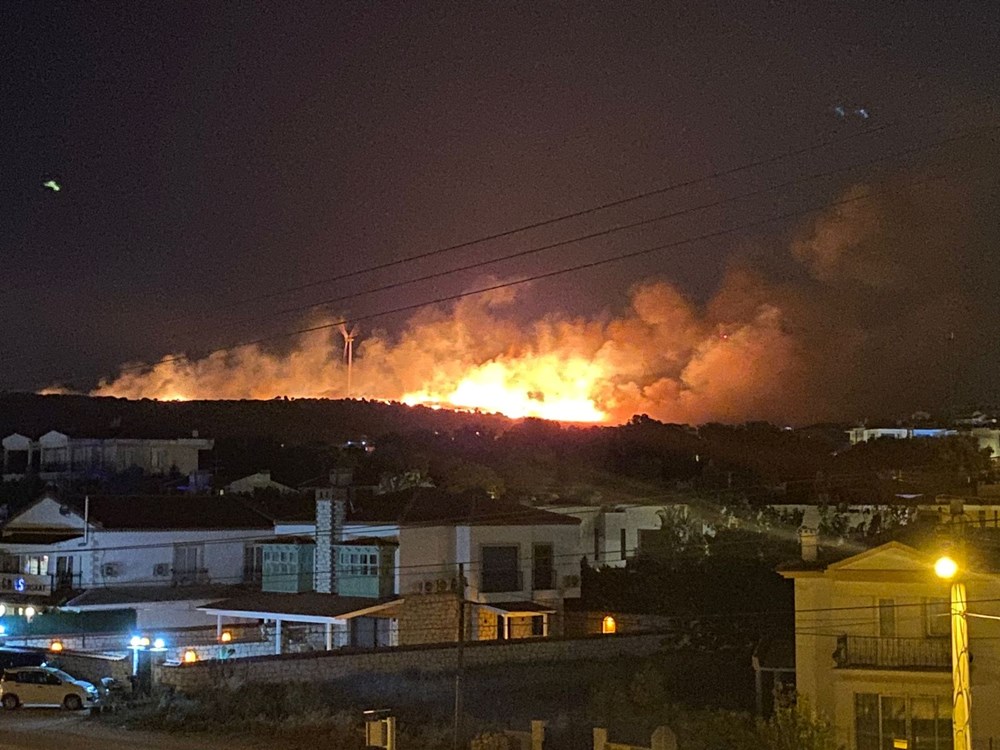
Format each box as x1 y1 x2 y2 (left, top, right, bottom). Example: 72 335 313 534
0 573 51 596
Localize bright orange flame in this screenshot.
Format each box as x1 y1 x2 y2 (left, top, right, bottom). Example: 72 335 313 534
402 355 608 423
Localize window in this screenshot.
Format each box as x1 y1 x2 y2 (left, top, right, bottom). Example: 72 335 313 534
481 545 520 593
878 598 896 637
243 544 263 584
924 597 950 637
855 692 952 750
172 543 204 582
532 543 554 590
24 555 49 576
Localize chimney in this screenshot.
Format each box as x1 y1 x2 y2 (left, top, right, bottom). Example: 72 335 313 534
799 527 819 562
313 487 346 594
800 506 821 562
330 467 353 487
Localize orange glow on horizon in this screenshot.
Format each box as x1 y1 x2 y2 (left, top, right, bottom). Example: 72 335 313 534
401 355 608 423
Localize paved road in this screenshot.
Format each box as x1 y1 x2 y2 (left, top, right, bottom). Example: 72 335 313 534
0 709 267 749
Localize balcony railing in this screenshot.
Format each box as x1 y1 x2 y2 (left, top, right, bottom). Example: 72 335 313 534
834 635 950 671
480 569 523 594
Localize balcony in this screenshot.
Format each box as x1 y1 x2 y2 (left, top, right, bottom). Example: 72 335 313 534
480 569 523 594
834 635 950 671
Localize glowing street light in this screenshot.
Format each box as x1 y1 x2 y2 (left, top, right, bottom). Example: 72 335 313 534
49 640 64 653
935 555 972 750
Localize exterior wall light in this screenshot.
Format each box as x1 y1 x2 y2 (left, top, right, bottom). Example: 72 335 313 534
183 649 198 664
601 615 617 634
49 640 64 652
24 606 36 621
935 555 959 580
220 630 233 643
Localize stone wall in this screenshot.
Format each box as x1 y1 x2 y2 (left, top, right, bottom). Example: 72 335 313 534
154 631 669 693
563 610 676 637
45 650 132 685
397 591 462 646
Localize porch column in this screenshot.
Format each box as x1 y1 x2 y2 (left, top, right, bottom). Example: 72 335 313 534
216 614 222 640
541 614 549 637
325 621 333 651
503 615 511 639
274 618 282 655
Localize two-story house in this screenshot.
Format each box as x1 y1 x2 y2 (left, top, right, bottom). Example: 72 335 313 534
0 494 277 628
780 522 1000 750
197 485 583 654
1 429 214 481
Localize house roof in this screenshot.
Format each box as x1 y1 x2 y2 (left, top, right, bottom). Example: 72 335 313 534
779 521 1000 575
12 495 276 531
65 584 249 608
480 600 557 615
198 592 402 622
348 487 580 527
0 531 84 545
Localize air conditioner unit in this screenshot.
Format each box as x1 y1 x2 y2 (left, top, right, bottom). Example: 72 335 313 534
101 563 121 578
153 563 170 577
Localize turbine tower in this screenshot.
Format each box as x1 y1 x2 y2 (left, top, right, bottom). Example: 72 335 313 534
339 323 358 398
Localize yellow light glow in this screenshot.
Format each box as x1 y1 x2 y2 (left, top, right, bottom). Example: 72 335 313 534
139 636 151 647
935 555 959 580
49 640 64 653
602 615 617 634
220 631 233 643
183 649 198 663
402 356 608 423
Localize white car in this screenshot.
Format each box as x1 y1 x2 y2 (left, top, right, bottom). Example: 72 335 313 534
0 666 100 710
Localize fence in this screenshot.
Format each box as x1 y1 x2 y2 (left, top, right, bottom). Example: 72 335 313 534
155 631 671 692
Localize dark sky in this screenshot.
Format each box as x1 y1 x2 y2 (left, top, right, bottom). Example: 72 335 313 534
2 2 999 419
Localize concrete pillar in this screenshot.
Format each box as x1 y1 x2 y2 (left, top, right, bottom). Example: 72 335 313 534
275 618 282 655
216 614 222 640
650 726 677 750
541 614 549 637
325 622 333 651
530 720 546 750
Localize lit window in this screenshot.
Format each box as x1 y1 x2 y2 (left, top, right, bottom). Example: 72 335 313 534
602 615 617 634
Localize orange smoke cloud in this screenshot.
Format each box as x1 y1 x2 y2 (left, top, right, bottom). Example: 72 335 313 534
88 276 806 425
84 174 974 424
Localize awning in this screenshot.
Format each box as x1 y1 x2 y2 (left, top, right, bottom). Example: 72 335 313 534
479 601 556 616
198 592 403 625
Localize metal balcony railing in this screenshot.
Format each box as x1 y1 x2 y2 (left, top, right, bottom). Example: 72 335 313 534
480 569 523 594
833 634 951 671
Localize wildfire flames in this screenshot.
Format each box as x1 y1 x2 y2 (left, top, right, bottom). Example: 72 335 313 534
77 177 979 425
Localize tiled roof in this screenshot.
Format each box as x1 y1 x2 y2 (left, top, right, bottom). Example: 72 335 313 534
66 584 249 607
348 487 580 527
65 495 274 530
199 592 401 619
779 520 1000 573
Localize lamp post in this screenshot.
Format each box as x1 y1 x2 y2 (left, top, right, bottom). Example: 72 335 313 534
935 555 972 750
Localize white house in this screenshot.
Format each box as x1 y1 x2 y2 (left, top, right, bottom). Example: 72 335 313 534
196 486 585 652
1 430 214 481
780 521 1000 749
0 494 277 628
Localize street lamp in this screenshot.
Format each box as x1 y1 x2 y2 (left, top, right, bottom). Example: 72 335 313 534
935 555 972 750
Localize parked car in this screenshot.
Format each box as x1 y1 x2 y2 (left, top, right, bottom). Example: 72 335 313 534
0 666 100 710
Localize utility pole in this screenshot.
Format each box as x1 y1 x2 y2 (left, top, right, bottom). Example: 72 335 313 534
453 561 466 750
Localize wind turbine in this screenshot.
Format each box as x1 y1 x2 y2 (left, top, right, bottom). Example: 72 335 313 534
339 323 358 398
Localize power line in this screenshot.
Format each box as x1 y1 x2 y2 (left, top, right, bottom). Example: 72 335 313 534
207 125 994 339
59 152 993 387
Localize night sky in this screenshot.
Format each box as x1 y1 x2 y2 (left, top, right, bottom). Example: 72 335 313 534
2 2 999 420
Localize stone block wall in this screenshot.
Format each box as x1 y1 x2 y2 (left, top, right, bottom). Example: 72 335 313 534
154 631 669 693
397 591 462 646
46 651 132 685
